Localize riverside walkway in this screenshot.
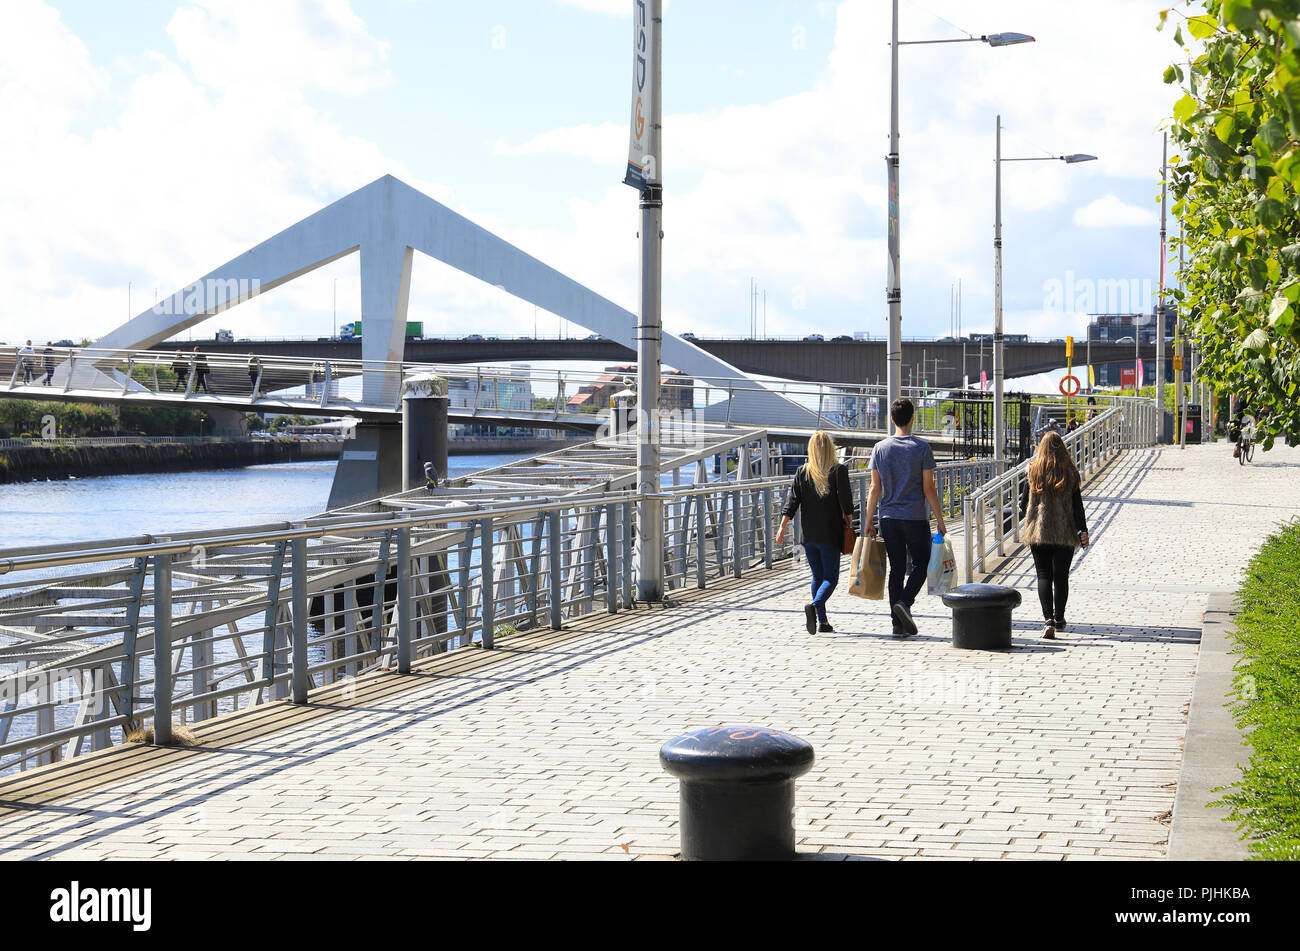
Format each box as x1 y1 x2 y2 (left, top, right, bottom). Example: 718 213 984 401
1 441 1296 860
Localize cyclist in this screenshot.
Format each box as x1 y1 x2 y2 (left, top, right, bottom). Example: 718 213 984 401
1230 406 1251 460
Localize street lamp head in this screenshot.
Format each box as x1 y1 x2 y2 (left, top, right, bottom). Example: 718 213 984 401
984 32 1035 47
1063 153 1098 164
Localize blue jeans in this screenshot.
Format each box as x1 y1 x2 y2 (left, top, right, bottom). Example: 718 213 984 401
880 518 932 611
802 543 842 622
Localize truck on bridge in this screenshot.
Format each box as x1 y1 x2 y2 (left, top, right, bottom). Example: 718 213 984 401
339 320 423 341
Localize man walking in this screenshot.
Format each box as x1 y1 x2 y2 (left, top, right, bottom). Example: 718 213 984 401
863 397 946 638
18 340 35 384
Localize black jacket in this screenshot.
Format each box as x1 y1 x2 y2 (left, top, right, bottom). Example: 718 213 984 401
783 463 856 546
1018 482 1088 535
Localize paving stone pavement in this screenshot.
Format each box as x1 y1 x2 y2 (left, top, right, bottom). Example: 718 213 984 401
1 442 1297 861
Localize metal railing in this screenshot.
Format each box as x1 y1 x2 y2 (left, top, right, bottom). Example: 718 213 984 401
960 397 1160 583
0 446 1001 772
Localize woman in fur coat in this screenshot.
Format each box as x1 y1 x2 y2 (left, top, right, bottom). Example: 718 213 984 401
1018 431 1090 639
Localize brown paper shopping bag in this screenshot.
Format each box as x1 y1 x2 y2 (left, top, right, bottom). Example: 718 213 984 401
849 536 887 600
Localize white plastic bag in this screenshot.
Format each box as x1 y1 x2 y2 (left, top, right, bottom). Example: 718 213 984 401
926 533 956 597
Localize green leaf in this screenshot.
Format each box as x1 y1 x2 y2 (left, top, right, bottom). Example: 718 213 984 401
1174 93 1199 124
1243 327 1271 351
1269 294 1291 322
1260 115 1288 152
1247 257 1270 289
1256 196 1286 228
1175 24 1184 46
1216 113 1238 144
1187 14 1218 39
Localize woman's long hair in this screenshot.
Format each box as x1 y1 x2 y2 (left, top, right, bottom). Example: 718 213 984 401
1028 431 1079 496
804 430 838 496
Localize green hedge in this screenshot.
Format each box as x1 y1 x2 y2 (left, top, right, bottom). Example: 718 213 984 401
1214 519 1300 860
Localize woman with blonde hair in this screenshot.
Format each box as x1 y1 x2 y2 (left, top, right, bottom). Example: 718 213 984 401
1017 431 1090 639
775 431 855 634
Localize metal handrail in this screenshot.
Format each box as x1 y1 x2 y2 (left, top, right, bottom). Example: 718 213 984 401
959 398 1159 583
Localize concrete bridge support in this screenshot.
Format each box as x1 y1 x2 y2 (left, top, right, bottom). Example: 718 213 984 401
326 421 403 510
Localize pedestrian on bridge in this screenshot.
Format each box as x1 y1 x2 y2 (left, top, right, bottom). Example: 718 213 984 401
170 350 188 391
247 354 261 396
1018 431 1090 639
862 397 946 638
192 346 211 394
17 340 34 385
42 346 54 385
775 430 856 635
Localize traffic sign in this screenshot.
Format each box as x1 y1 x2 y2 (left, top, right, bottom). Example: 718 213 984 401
1173 355 1184 371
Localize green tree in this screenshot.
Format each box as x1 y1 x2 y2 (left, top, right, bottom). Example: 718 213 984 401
1164 1 1300 448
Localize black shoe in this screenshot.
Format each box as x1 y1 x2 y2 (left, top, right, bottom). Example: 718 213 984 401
805 603 817 635
891 625 907 639
818 622 834 633
1053 618 1067 631
892 602 918 637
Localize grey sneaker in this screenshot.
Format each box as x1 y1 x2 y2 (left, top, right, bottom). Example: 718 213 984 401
892 602 918 637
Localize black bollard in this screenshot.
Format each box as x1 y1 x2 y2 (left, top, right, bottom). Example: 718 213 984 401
659 726 814 861
941 583 1022 650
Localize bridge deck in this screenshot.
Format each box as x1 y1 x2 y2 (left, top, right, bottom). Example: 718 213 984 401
1 442 1293 860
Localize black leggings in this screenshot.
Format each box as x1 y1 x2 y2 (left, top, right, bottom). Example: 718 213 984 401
1030 544 1075 621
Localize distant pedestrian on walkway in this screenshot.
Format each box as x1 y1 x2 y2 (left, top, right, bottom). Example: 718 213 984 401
42 347 54 385
863 397 946 638
1018 431 1090 640
192 347 211 393
775 430 856 635
17 340 34 384
171 350 188 391
247 354 261 396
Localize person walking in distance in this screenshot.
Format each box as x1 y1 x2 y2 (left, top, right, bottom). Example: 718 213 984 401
170 350 188 391
192 346 211 394
42 346 55 385
247 354 261 396
862 397 946 638
17 340 34 384
775 430 856 634
1018 431 1090 639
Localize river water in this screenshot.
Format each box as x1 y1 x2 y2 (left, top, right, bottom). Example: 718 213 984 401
0 452 531 548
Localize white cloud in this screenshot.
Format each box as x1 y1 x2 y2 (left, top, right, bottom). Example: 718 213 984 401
1073 194 1160 229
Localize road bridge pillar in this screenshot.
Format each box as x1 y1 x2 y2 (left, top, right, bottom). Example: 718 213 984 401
402 374 449 492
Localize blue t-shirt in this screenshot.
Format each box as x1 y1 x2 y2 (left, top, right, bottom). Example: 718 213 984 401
868 435 936 521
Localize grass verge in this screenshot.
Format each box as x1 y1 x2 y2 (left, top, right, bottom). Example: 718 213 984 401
1212 518 1300 860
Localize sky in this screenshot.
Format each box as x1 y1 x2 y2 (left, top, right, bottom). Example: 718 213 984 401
0 0 1188 358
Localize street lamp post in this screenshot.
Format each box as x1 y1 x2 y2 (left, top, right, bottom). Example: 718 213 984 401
992 114 1095 467
887 2 1033 413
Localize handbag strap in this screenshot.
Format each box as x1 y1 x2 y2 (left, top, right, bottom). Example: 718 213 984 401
833 464 850 525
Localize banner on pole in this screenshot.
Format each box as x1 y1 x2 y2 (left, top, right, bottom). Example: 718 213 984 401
980 370 988 391
1136 359 1145 389
1121 367 1136 388
623 1 657 189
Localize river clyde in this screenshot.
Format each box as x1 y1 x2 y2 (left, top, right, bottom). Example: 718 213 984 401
0 453 531 549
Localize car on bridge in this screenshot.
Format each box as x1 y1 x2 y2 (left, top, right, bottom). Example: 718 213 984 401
804 334 824 341
832 334 853 342
1115 336 1135 344
681 332 697 340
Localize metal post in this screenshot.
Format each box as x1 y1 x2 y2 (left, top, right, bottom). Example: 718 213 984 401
635 0 665 603
290 537 309 704
993 114 1005 470
886 0 902 407
151 553 172 745
1157 132 1167 441
548 510 563 629
761 486 773 568
622 501 634 607
396 527 412 673
731 489 742 579
605 503 618 613
480 517 495 649
695 492 707 588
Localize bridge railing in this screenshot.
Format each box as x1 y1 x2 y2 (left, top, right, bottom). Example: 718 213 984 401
959 397 1159 583
4 345 987 434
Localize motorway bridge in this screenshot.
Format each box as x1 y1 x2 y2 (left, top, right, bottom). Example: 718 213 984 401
161 335 1166 389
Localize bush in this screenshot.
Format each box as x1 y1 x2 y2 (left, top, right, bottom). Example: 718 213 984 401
1213 519 1300 860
